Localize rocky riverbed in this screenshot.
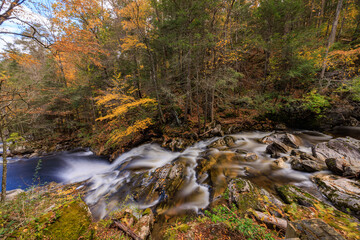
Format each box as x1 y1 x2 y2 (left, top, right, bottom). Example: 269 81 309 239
2 130 360 239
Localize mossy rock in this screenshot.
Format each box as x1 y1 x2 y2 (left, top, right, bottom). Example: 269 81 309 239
227 178 283 215
277 184 360 240
276 185 318 207
43 200 92 239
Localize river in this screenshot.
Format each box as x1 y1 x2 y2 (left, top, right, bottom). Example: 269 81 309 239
1 127 359 219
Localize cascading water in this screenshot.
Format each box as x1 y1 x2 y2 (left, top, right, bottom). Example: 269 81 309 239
2 130 348 219
54 131 335 219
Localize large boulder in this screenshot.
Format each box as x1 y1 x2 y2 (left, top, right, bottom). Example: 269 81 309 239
313 174 360 216
312 137 360 172
285 219 345 240
228 178 283 214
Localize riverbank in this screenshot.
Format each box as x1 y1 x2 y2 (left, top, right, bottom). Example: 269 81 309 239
1 130 360 239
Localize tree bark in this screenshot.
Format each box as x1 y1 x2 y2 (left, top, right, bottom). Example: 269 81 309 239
184 47 192 123
318 0 326 29
147 49 165 124
320 0 344 80
337 0 348 41
113 220 141 240
1 126 7 202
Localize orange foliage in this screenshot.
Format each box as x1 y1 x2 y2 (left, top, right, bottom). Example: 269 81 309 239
50 0 110 85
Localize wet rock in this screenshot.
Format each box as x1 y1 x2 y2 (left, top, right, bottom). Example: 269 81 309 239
207 136 236 149
285 219 345 240
228 178 282 212
266 141 292 157
163 138 185 152
312 137 360 165
244 167 262 177
343 166 360 178
325 158 345 176
313 174 360 216
10 145 34 155
270 157 287 170
290 157 327 173
244 152 258 162
198 151 244 198
6 189 24 201
29 152 39 158
326 157 360 178
228 178 283 216
261 132 302 148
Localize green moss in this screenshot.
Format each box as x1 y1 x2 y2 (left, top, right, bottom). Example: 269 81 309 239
43 200 92 239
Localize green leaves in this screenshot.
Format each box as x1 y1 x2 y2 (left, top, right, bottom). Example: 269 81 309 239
302 89 330 114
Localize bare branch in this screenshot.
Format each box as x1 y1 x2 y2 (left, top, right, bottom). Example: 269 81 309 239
0 0 26 26
0 31 51 48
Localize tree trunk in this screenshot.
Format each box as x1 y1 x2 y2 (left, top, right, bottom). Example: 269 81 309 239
1 126 7 202
318 0 326 29
148 50 165 124
336 0 348 41
210 87 215 123
353 20 360 41
133 54 142 99
184 48 192 123
320 0 344 80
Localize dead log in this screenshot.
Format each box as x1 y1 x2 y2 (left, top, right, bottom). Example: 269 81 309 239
113 220 142 240
252 210 287 230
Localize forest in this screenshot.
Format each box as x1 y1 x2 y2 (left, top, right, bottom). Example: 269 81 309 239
1 0 360 239
0 0 358 157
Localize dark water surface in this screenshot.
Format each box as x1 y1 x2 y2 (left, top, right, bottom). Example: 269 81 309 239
0 150 109 191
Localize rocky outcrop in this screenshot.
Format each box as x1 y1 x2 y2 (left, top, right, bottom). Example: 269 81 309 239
290 158 327 173
276 185 318 207
261 132 302 148
262 132 302 157
289 150 327 172
266 141 292 157
207 136 237 149
285 219 345 240
313 137 360 177
6 189 24 201
313 174 360 217
10 145 34 155
228 178 283 213
312 137 360 163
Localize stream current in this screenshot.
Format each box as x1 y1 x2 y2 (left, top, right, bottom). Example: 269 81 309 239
0 129 358 219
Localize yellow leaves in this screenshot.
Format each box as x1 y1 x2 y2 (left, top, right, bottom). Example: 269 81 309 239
96 98 156 121
119 0 151 32
109 118 154 142
7 53 41 69
121 35 147 51
95 93 121 106
119 0 152 52
95 72 157 145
